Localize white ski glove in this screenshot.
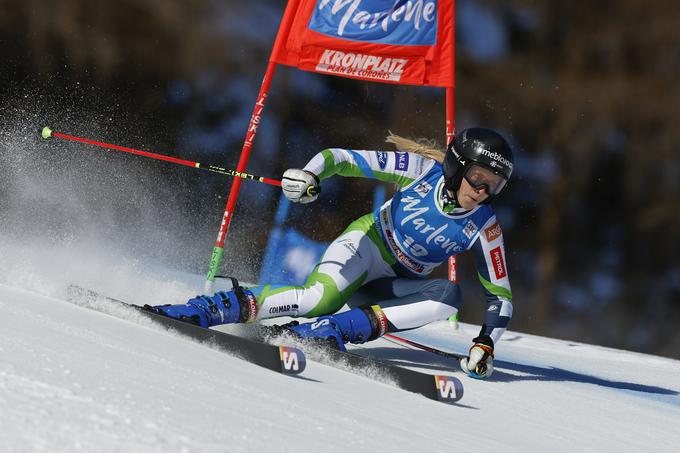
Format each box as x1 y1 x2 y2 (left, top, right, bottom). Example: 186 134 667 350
281 169 320 204
460 335 494 379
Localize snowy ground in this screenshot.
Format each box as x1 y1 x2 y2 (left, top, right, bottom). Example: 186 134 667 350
1 277 679 453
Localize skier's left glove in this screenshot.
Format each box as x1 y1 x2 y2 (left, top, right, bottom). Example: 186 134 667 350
281 169 320 204
460 335 494 379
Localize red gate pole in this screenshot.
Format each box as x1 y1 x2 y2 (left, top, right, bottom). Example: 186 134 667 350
446 93 457 285
446 3 458 327
204 0 301 292
446 1 457 287
446 88 459 325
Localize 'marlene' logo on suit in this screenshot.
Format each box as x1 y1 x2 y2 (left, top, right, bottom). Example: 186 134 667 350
399 196 460 255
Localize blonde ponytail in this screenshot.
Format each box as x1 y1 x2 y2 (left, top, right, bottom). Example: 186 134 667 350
385 132 446 163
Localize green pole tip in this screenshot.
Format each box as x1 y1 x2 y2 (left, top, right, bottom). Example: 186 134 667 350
41 126 53 139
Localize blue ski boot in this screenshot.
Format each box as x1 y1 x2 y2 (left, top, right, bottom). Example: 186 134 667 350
144 281 259 328
289 305 389 351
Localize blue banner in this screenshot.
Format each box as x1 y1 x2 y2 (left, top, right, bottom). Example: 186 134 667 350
259 227 327 286
310 0 439 46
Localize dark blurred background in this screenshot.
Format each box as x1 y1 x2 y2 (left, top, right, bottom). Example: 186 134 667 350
0 0 678 358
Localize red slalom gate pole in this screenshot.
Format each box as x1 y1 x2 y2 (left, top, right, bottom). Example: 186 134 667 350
204 73 276 292
446 6 456 288
204 0 302 292
446 91 460 320
446 87 458 287
40 127 281 187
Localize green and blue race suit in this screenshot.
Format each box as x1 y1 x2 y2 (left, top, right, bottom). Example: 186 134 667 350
249 148 513 343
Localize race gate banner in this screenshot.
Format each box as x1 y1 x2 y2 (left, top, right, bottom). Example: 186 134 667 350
272 0 455 87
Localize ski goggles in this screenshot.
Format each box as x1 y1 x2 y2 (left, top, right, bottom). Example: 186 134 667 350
463 164 508 195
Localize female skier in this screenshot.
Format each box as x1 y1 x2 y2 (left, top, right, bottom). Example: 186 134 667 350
150 127 514 379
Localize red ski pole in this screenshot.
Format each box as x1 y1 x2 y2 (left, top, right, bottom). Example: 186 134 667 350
40 127 281 187
384 334 466 360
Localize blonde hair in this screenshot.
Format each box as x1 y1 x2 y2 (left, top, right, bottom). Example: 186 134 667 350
385 132 446 163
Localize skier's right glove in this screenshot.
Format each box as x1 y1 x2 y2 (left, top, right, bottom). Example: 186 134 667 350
281 169 320 204
460 335 494 379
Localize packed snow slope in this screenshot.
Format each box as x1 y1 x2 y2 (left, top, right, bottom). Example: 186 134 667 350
1 279 679 453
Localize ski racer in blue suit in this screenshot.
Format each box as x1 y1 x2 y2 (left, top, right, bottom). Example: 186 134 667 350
150 127 515 379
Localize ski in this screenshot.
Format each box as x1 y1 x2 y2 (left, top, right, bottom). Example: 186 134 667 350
67 286 462 404
66 286 306 376
255 325 464 405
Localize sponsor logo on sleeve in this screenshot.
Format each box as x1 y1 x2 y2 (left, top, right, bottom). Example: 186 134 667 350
490 246 507 279
376 151 388 170
484 222 502 242
462 220 478 239
414 181 432 197
339 238 362 258
395 152 409 171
